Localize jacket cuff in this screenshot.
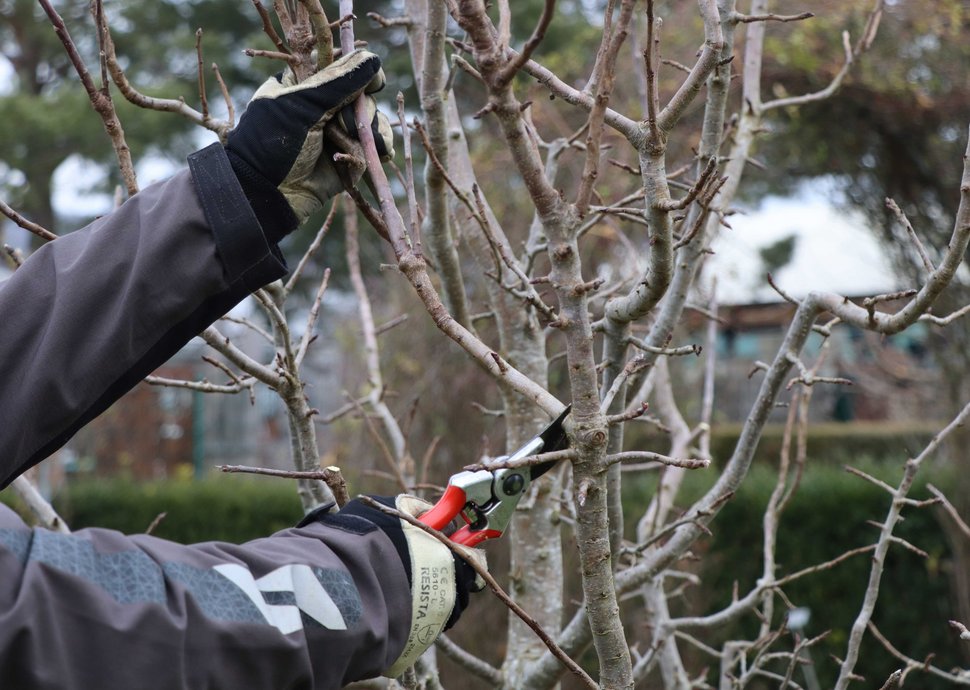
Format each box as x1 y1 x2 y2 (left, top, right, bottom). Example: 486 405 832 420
225 149 299 246
187 143 288 292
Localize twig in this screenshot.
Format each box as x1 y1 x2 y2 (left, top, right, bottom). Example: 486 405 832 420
336 7 560 414
10 475 70 534
202 326 280 387
196 29 209 119
627 337 701 357
462 449 577 473
251 0 291 54
600 355 651 413
575 0 635 217
413 120 487 234
496 0 556 86
470 187 556 318
785 373 853 390
0 200 57 242
451 53 485 83
144 375 254 396
295 268 332 368
697 286 718 463
218 315 274 344
764 0 884 112
244 48 302 66
3 244 24 268
885 197 935 274
98 1 230 139
868 622 970 686
253 288 297 373
732 11 814 24
628 504 724 557
878 669 903 690
927 484 970 540
835 397 970 689
435 635 503 686
605 400 650 426
671 178 726 251
203 354 247 387
218 463 350 505
517 51 637 138
397 99 422 254
844 465 896 495
285 199 338 295
766 273 799 305
950 620 970 641
358 497 599 690
375 314 409 336
346 395 410 493
921 303 970 326
211 63 235 127
320 465 350 507
605 452 709 469
886 534 928 559
40 0 138 195
367 12 412 28
145 512 168 535
91 0 138 195
656 157 718 211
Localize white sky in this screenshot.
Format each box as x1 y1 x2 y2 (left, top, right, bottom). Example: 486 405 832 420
707 183 897 303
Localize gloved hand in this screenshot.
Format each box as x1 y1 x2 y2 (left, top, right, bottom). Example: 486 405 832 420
334 495 487 677
226 50 395 242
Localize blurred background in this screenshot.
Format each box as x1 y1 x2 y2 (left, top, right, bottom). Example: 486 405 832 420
2 1 969 687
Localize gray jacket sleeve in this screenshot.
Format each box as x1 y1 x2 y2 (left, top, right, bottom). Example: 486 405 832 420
0 144 286 489
0 144 413 687
0 503 411 689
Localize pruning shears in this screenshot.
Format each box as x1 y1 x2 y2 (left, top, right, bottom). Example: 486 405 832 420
419 406 571 546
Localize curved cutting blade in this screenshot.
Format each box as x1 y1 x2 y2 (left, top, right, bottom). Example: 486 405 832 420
529 405 571 481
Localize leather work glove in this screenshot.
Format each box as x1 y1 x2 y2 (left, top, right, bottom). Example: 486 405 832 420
328 495 487 678
226 50 394 242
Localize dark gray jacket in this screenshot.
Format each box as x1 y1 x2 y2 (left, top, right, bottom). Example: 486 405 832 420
0 146 410 688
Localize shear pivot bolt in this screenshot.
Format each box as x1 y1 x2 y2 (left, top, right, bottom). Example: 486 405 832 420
502 473 525 496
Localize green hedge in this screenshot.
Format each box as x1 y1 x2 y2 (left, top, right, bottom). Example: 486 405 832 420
623 461 963 688
630 421 938 468
49 477 304 544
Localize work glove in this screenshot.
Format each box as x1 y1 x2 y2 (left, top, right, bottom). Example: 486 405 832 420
226 50 394 243
332 495 487 678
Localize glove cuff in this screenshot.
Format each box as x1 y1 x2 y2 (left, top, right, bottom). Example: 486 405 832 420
385 495 457 677
226 149 299 245
329 496 458 677
314 496 485 677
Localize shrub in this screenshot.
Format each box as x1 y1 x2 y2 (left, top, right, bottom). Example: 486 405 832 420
51 477 303 544
629 421 938 469
623 460 963 688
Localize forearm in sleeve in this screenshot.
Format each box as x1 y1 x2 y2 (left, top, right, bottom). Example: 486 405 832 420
0 144 291 488
0 503 411 689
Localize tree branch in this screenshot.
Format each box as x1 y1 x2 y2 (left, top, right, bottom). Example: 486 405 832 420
40 0 138 195
10 475 70 534
0 199 57 242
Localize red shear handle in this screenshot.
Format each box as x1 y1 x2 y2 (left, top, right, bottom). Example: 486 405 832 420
418 485 468 531
451 525 502 547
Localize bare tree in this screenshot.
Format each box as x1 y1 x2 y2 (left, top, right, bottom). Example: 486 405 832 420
7 0 970 688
